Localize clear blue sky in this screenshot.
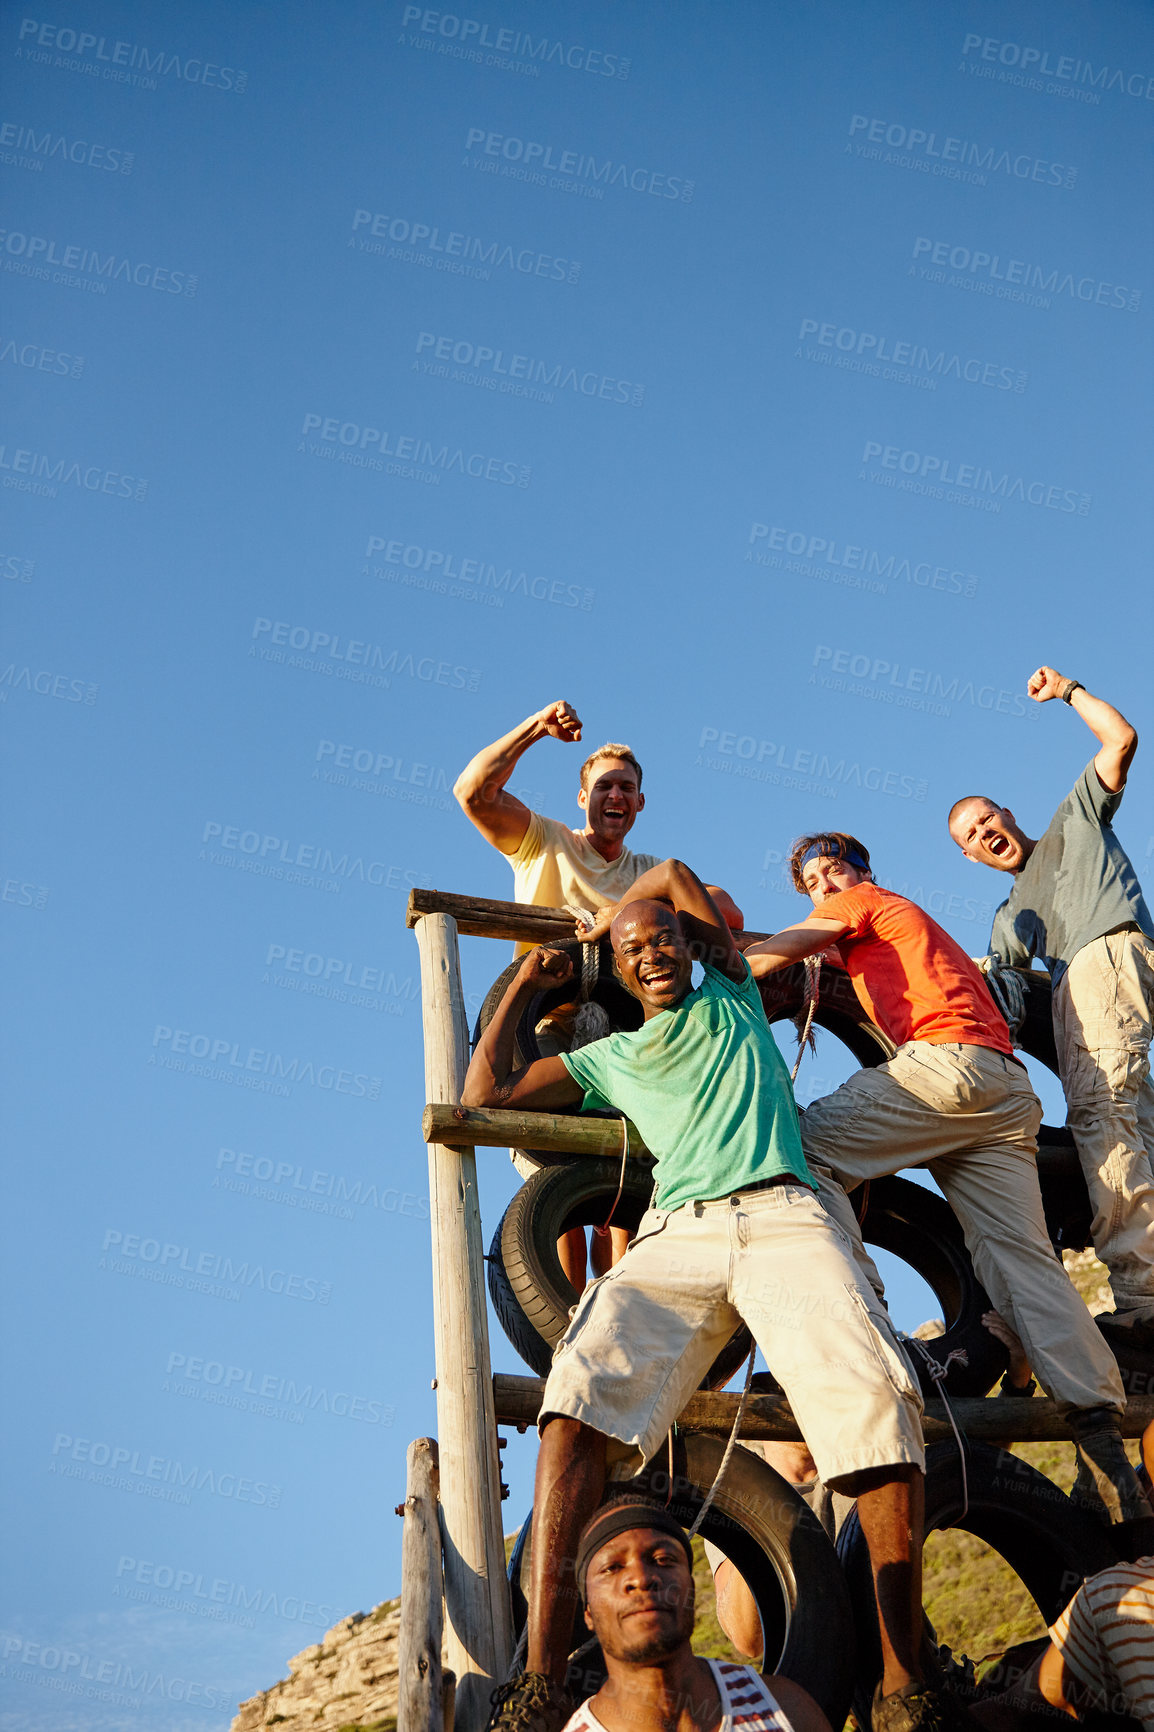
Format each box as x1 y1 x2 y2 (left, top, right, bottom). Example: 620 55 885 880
3 1 1152 1724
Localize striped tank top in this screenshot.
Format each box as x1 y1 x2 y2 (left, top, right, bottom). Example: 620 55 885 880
561 1658 799 1731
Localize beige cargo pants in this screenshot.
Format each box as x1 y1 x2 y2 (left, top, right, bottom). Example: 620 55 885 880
1053 928 1154 1319
799 1040 1124 1416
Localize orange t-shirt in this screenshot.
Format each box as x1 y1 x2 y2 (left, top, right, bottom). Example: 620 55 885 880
813 883 1012 1053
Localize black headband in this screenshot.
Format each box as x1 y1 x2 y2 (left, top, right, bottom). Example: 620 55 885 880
799 841 869 872
574 1501 693 1599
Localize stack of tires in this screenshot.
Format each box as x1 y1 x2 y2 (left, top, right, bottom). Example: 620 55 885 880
477 952 1119 1724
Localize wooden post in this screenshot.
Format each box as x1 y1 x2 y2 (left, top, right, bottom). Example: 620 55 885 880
415 913 513 1729
397 1437 444 1732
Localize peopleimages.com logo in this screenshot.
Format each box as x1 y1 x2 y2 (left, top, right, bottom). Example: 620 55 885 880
50 1430 281 1505
846 113 1076 187
960 33 1154 100
909 236 1141 311
860 440 1091 514
464 126 694 200
0 228 196 293
150 1021 382 1100
351 208 581 284
399 6 630 77
15 18 248 91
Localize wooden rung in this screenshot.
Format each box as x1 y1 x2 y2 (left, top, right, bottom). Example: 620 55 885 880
493 1371 1154 1445
423 1102 651 1161
406 886 771 947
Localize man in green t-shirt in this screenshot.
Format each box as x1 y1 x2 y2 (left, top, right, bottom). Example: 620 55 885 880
464 860 941 1732
948 667 1154 1347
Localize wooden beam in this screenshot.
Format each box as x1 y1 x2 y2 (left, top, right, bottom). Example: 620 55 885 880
423 1103 651 1162
492 1372 1154 1445
406 886 770 948
396 1437 444 1732
415 915 514 1729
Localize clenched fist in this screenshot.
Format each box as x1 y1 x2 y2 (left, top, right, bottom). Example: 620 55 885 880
517 945 576 991
536 700 583 743
1027 666 1069 703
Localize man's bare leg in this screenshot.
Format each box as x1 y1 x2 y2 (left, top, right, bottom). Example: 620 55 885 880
848 1466 925 1695
588 1223 633 1279
557 1228 588 1293
527 1417 607 1679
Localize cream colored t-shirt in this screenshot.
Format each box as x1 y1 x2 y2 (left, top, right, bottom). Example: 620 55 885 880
508 812 659 952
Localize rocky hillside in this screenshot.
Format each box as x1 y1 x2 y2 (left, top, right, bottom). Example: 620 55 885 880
231 1249 1130 1731
230 1598 409 1732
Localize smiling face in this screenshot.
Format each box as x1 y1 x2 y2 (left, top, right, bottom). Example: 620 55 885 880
578 758 644 853
582 1527 695 1665
948 797 1032 873
800 854 871 907
610 902 692 1018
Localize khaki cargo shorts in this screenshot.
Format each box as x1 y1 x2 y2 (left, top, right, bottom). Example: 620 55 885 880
539 1181 924 1490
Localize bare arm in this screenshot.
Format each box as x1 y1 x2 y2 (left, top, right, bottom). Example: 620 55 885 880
744 914 848 978
574 859 745 981
763 1675 834 1732
1036 1642 1078 1718
1027 666 1138 793
461 947 585 1111
453 700 583 853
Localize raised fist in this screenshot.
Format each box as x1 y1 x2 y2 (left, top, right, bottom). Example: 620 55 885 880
1026 666 1067 703
517 945 575 991
537 700 583 742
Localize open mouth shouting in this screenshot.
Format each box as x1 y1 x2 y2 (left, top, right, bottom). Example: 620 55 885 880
640 961 679 995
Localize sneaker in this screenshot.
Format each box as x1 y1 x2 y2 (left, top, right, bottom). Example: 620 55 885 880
485 1671 577 1732
872 1682 973 1732
1068 1409 1154 1526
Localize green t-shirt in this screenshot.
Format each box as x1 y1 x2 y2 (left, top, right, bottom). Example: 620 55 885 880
560 959 813 1212
989 761 1154 985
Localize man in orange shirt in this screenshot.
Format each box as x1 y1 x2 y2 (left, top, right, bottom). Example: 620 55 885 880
745 832 1151 1544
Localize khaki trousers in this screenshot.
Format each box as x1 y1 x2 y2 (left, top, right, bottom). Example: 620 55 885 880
1053 928 1154 1318
799 1041 1124 1416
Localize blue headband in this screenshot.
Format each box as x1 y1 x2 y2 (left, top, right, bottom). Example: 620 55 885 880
799 842 869 872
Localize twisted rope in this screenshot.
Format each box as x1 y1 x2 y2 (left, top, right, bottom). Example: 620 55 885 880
905 1337 971 1519
563 905 600 1003
686 1341 758 1539
790 955 821 1083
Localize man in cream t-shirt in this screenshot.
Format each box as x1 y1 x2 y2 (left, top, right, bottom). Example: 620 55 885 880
454 699 742 1283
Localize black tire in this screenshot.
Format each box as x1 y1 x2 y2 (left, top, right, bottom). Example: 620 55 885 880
756 960 894 1070
837 1439 1118 1725
858 1177 1005 1398
487 1159 753 1389
473 943 643 1167
1036 1124 1092 1252
1002 972 1095 1249
1015 970 1061 1076
508 1432 857 1727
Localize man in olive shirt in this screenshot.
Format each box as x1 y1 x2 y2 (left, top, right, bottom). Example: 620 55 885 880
948 666 1154 1346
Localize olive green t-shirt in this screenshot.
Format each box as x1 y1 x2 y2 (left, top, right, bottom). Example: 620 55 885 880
989 761 1153 984
560 960 812 1212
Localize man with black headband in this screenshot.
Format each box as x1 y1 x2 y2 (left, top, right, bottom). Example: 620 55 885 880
743 831 1149 1549
530 1496 829 1732
465 860 938 1732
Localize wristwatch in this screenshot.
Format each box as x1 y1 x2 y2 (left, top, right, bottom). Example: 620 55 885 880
1061 679 1084 705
